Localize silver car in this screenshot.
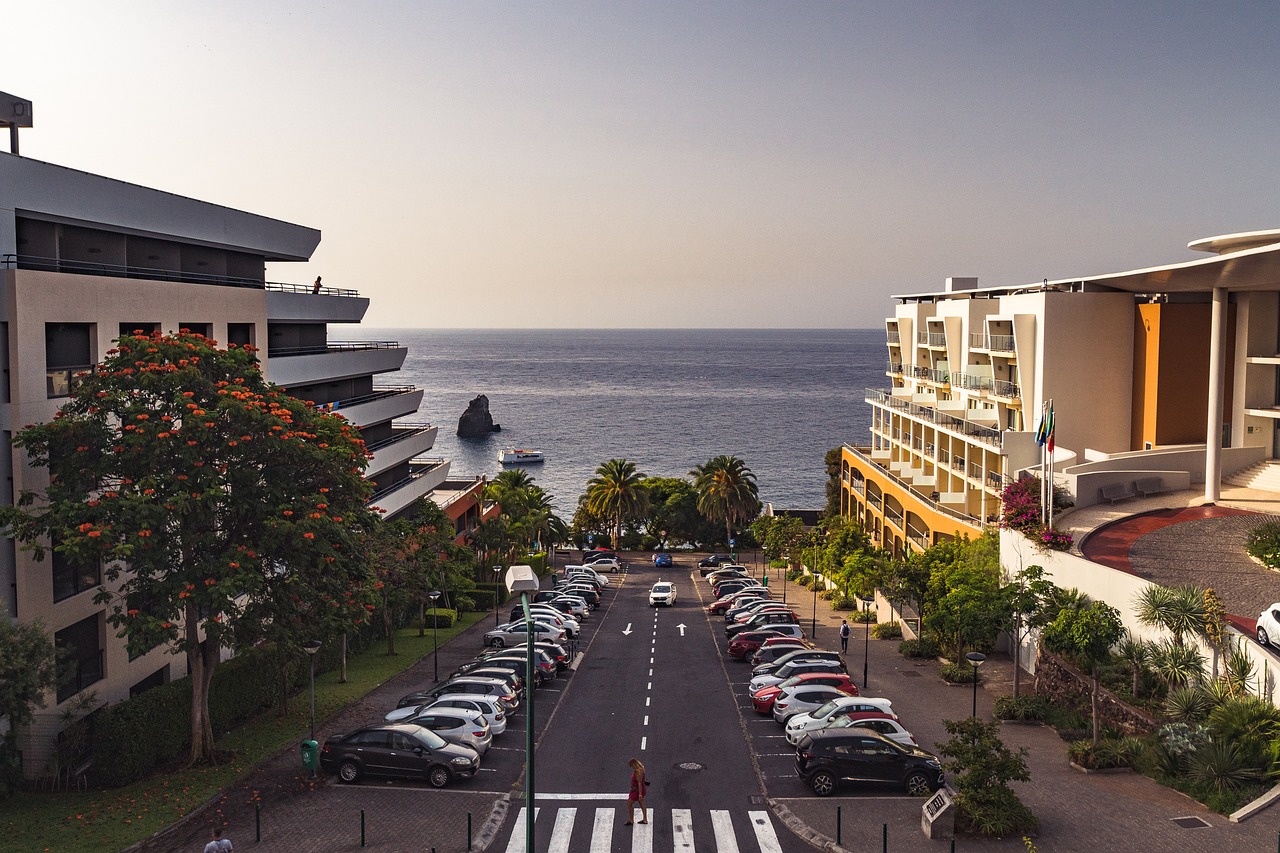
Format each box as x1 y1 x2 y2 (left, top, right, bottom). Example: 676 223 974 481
385 695 508 736
551 595 589 619
401 707 493 755
484 620 565 649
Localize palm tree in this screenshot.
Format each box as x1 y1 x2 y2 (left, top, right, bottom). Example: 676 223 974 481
584 459 649 549
1134 584 1208 647
1115 632 1152 699
691 455 761 548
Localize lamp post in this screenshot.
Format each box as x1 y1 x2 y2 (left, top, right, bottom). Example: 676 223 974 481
811 573 820 641
504 566 541 853
429 591 441 682
304 639 322 778
492 566 503 628
861 594 874 689
965 652 987 720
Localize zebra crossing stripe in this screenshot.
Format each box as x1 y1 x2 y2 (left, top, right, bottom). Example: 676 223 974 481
502 807 540 853
673 808 694 851
589 807 614 853
748 810 784 853
634 813 653 853
711 810 740 853
548 807 576 853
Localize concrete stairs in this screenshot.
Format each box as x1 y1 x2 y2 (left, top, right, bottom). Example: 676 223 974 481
1226 460 1280 492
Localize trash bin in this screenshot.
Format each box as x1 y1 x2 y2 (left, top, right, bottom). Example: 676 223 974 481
761 575 769 587
300 739 319 770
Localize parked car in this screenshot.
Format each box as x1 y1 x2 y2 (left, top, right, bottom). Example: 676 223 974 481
560 585 601 609
568 566 612 584
727 599 791 623
1258 603 1280 646
772 685 856 723
727 630 800 660
784 696 898 744
713 580 760 599
752 649 845 677
794 728 944 797
509 605 580 638
320 723 480 787
727 610 802 639
484 620 565 649
386 695 508 736
653 552 673 567
549 595 589 619
482 649 558 683
582 550 618 564
706 568 751 585
747 638 813 666
586 558 621 573
397 677 517 710
446 660 526 696
751 672 859 714
825 713 917 746
398 707 493 755
748 659 846 692
698 554 733 571
649 581 677 607
708 589 769 615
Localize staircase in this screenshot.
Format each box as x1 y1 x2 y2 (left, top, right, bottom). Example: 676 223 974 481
1226 460 1280 492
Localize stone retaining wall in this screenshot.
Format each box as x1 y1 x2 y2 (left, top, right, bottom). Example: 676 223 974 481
1032 649 1160 736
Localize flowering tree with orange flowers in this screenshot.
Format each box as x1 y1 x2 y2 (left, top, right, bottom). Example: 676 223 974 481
1 330 378 766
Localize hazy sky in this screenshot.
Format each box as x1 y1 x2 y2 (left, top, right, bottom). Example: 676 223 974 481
7 2 1280 328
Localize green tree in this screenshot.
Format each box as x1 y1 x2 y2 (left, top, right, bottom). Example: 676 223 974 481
998 565 1058 698
585 459 650 548
1134 584 1208 648
823 446 843 518
0 331 376 766
691 455 761 547
1042 600 1125 745
0 614 60 796
642 477 706 547
936 717 1037 836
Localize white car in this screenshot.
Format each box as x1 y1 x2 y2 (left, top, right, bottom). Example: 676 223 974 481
386 695 508 736
785 696 897 744
649 581 677 607
771 685 857 723
826 714 917 746
1257 603 1280 647
550 595 588 619
522 606 581 638
397 706 493 755
586 557 621 573
568 567 612 586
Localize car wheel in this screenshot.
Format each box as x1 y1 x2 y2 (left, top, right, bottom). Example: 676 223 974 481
903 771 933 796
428 765 452 788
338 760 361 784
809 770 837 797
489 637 505 648
1259 626 1270 647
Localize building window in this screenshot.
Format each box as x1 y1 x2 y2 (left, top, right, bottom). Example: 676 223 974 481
180 323 212 338
118 322 159 339
129 665 169 698
52 538 101 603
46 323 93 399
227 323 253 347
55 614 104 703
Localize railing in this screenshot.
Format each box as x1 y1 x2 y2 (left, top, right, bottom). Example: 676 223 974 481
886 361 904 376
916 332 946 347
952 372 993 392
967 332 1014 352
886 331 900 344
368 456 446 503
865 389 1004 447
911 366 950 385
991 379 1020 397
58 650 104 703
269 341 401 357
867 493 883 511
843 444 983 526
364 423 435 453
906 523 931 549
884 507 905 529
47 365 94 399
849 478 865 495
330 386 418 409
2 253 360 296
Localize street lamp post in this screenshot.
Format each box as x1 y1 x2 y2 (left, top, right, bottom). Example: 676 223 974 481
492 566 503 628
811 573 820 641
504 566 541 853
861 595 874 689
429 591 442 682
965 652 987 720
304 639 322 778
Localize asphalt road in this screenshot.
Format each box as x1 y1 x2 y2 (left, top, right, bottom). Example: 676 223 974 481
490 556 813 853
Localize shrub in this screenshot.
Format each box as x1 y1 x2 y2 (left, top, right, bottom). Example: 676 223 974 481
1188 739 1264 792
938 718 1037 836
425 608 457 629
956 786 1039 837
1069 736 1141 769
899 636 941 658
994 694 1050 722
871 621 902 640
786 568 804 582
940 662 978 683
850 607 876 623
794 575 813 589
769 559 787 569
830 593 854 610
1245 521 1280 570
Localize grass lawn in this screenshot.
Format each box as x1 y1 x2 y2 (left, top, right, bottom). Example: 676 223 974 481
0 613 485 853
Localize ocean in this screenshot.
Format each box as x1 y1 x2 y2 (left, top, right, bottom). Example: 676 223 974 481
370 328 886 514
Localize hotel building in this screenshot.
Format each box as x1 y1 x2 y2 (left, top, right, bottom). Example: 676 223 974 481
841 229 1280 557
0 99 449 775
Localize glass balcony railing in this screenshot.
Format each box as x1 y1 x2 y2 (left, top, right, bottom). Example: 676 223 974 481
886 361 904 376
865 389 1004 447
916 332 946 347
967 333 1014 352
268 341 400 358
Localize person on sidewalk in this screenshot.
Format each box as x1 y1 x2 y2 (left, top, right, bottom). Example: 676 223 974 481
203 826 233 852
624 757 648 825
839 619 850 653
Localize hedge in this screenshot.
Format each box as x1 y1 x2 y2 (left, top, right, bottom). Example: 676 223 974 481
424 608 457 629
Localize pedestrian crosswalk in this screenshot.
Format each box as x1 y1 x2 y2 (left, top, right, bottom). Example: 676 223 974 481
502 806 784 853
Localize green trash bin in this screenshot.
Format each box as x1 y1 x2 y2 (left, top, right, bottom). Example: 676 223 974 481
761 575 769 587
300 739 319 771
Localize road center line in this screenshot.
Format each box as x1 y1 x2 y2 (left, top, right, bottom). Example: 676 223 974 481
643 715 649 725
641 736 647 750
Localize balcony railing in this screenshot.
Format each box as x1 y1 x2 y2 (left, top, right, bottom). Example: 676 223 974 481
884 507 905 529
886 361 904 376
850 479 865 496
906 523 930 549
886 331 901 344
866 389 1004 448
364 422 435 453
844 444 982 526
331 386 418 409
911 365 950 385
269 341 400 358
265 281 360 297
368 456 446 503
916 332 946 347
991 379 1020 398
968 333 1014 352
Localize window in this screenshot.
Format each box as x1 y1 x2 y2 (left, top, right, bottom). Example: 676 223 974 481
46 323 93 399
55 614 104 703
118 322 159 339
390 732 418 750
179 323 211 338
227 323 253 347
129 665 169 698
52 539 100 602
353 731 388 747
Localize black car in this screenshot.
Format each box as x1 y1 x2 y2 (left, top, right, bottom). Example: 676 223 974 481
698 554 733 572
752 649 845 677
560 586 601 609
794 728 944 796
482 647 560 680
320 723 479 787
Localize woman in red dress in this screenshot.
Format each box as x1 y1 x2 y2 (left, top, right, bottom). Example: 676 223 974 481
625 757 648 825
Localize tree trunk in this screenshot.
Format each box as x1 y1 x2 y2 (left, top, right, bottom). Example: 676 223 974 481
185 602 219 766
1011 614 1023 699
419 601 426 637
383 592 396 655
1090 671 1101 746
339 633 348 683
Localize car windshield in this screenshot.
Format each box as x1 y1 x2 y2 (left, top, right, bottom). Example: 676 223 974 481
653 584 672 592
413 728 448 749
812 700 841 719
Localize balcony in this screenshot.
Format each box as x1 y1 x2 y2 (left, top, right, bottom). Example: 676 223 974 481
916 332 946 348
267 287 369 324
884 506 905 530
4 253 269 289
370 457 451 519
886 361 904 377
991 379 1021 398
910 365 950 386
968 333 1014 353
843 444 983 527
365 423 438 477
865 389 1005 448
886 330 900 344
330 386 424 428
906 523 931 550
267 341 408 387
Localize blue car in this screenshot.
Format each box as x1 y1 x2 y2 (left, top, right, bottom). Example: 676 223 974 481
653 552 673 567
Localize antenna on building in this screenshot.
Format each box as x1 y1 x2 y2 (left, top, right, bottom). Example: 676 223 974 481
0 92 33 155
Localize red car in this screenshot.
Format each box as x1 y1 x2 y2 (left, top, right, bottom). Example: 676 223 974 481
727 630 799 659
707 589 770 615
751 671 860 714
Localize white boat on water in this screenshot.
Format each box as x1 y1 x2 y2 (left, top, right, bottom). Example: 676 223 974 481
498 449 545 464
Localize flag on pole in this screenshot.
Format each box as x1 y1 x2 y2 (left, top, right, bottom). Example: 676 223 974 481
1035 402 1049 447
1044 402 1055 453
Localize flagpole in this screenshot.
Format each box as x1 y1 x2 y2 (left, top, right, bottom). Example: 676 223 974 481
1047 398 1054 529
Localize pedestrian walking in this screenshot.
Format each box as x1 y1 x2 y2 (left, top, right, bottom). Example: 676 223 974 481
203 826 233 853
839 619 850 654
624 757 648 825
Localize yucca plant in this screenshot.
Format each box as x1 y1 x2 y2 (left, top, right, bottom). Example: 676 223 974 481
1115 632 1152 698
1150 638 1206 689
1165 685 1212 724
1208 696 1280 755
1133 584 1208 647
1222 635 1258 698
1189 740 1264 792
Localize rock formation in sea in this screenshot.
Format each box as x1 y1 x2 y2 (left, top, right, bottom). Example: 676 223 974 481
457 394 502 437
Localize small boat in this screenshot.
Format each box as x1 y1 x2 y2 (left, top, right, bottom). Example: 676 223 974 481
498 449 545 464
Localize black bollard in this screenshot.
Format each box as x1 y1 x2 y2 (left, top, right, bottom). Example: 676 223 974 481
360 808 366 848
836 805 841 845
468 812 473 850
882 822 887 853
255 802 261 843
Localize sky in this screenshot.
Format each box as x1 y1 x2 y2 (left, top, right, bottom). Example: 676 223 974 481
6 2 1280 328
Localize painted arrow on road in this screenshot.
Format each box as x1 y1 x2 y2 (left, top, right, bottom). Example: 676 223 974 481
677 623 687 636
622 623 633 636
